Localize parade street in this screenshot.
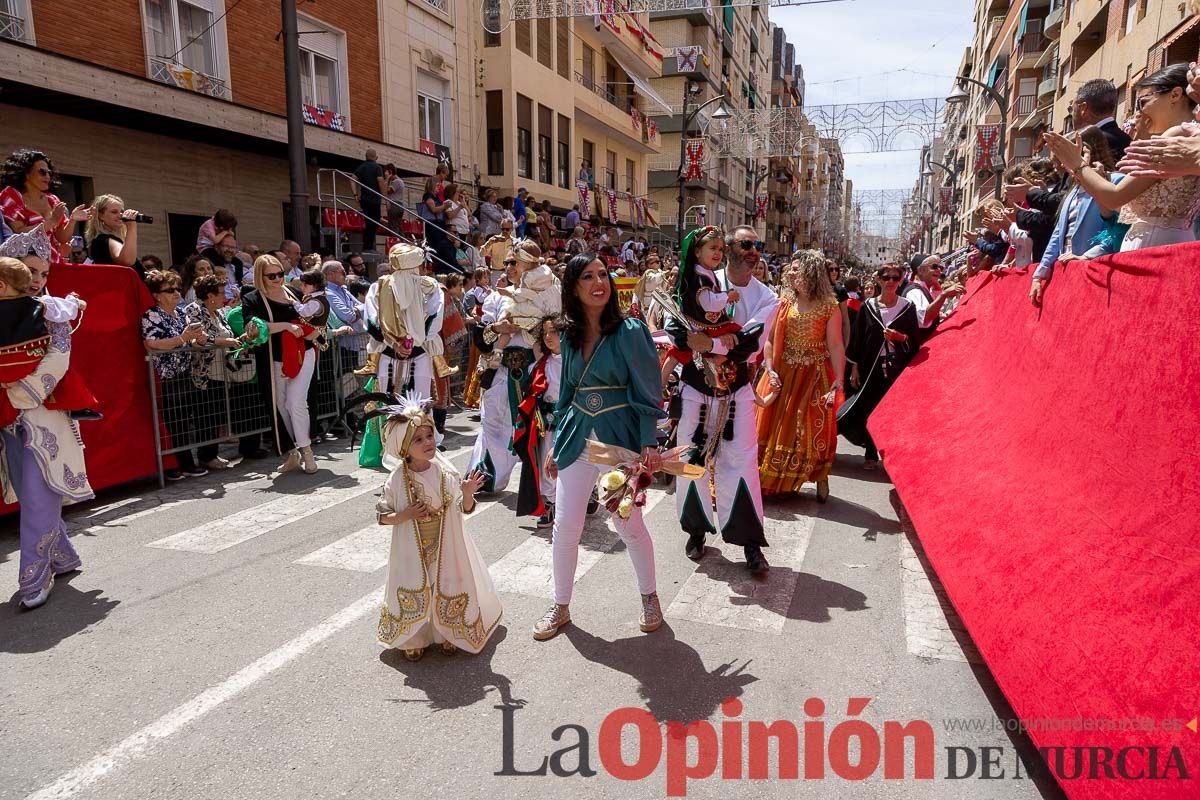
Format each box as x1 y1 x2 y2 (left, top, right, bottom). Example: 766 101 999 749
1 413 1062 800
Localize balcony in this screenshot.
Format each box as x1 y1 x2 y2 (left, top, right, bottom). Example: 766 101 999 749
575 72 662 154
1014 94 1036 117
648 0 710 27
148 56 231 101
660 45 715 86
1037 75 1056 99
1015 32 1045 69
587 12 663 79
986 15 1006 45
1043 4 1064 40
0 8 31 43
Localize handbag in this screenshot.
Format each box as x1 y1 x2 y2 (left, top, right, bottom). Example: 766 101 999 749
209 349 257 384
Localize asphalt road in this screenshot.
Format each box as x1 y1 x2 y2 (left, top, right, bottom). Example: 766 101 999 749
0 413 1065 800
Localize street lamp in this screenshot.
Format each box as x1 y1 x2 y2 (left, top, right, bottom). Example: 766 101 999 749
677 84 729 244
927 157 961 252
945 76 1008 200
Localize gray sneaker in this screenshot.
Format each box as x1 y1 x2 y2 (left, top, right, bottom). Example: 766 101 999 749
532 604 571 641
639 592 663 633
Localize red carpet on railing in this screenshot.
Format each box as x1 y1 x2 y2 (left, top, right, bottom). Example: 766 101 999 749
871 245 1200 799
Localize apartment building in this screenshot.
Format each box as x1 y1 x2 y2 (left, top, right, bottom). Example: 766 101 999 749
645 0 771 239
764 24 805 257
476 7 667 231
0 0 474 263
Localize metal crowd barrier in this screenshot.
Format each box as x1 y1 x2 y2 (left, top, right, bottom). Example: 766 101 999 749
145 331 471 486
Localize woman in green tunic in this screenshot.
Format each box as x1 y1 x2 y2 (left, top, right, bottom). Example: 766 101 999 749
533 254 666 641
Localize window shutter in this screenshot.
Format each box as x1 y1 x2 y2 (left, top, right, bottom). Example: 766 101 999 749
516 19 531 56
556 18 570 80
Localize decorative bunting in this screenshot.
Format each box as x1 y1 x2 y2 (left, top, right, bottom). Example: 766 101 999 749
631 105 642 133
577 180 590 214
683 139 705 181
754 194 768 219
632 196 646 228
647 120 658 142
606 189 619 223
975 124 1001 173
676 46 700 72
303 104 347 132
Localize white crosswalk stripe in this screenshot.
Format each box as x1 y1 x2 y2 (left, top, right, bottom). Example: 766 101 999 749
146 469 383 554
664 510 816 634
488 489 670 598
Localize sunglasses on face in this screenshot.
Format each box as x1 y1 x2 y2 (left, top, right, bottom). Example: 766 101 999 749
1135 89 1170 111
503 260 517 266
159 287 182 295
736 240 766 251
264 271 284 280
880 275 902 282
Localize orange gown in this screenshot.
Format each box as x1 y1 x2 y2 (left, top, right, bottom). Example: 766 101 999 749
755 297 838 495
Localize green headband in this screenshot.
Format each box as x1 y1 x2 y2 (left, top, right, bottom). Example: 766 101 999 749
675 225 722 304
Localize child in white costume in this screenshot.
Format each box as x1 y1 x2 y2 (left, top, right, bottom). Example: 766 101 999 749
374 393 501 661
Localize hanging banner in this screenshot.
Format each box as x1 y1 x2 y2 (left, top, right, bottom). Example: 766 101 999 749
755 194 768 219
633 196 646 228
630 105 642 133
303 104 347 132
938 187 953 214
647 119 658 142
684 139 705 181
577 180 590 215
676 45 701 72
606 189 619 223
975 124 1001 173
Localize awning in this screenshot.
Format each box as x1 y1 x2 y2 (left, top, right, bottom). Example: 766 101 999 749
1017 0 1030 37
613 55 674 115
1162 13 1200 49
987 56 1002 88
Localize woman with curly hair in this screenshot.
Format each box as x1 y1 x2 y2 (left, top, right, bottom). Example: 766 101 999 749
0 149 91 266
754 251 845 502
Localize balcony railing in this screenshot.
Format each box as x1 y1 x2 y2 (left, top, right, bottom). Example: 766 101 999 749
574 71 637 114
149 56 231 101
1020 32 1045 57
1015 94 1036 116
419 0 447 11
0 9 29 42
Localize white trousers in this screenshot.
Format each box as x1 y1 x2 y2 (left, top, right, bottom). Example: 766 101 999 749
377 351 432 401
272 348 316 450
468 375 518 492
552 458 656 605
674 383 766 546
538 430 557 502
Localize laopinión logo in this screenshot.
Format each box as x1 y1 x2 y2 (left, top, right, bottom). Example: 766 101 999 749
495 698 1191 796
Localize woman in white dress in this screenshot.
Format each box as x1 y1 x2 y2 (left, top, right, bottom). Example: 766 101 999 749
374 394 501 661
1045 64 1200 251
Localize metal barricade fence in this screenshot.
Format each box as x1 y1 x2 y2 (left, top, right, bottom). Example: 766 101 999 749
145 332 473 486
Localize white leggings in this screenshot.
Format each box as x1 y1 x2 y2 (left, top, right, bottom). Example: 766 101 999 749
272 348 316 449
552 457 656 605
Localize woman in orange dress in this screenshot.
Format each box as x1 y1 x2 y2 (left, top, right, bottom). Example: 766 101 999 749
755 250 846 502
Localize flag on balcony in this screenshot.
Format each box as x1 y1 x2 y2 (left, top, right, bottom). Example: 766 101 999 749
632 196 646 228
975 124 1001 173
577 180 590 215
938 187 953 214
647 120 658 142
755 194 768 219
677 46 700 72
303 104 347 132
631 105 642 133
684 139 705 181
583 0 601 29
606 189 619 223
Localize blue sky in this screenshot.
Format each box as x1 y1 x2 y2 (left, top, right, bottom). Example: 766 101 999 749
772 0 973 231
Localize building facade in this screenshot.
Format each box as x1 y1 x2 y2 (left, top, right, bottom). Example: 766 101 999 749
0 0 478 264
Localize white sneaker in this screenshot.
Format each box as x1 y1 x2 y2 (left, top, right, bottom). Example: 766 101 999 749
205 457 235 470
20 578 52 610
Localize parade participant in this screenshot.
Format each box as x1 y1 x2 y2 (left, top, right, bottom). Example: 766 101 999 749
241 254 320 474
534 254 665 641
291 268 331 332
0 149 91 266
667 225 776 574
494 240 560 334
372 393 500 661
511 316 562 527
357 242 445 467
467 249 537 493
630 267 666 330
0 258 93 608
837 264 921 470
755 251 845 502
904 254 962 340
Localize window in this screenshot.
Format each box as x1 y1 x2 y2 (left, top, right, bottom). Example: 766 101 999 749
625 158 635 194
558 115 571 188
417 72 449 145
295 19 349 118
147 0 216 75
582 140 595 179
517 94 533 179
581 45 595 89
537 18 552 69
484 0 500 46
1013 137 1032 158
516 18 531 56
0 0 33 43
487 91 504 175
538 105 553 184
606 150 617 190
556 19 570 80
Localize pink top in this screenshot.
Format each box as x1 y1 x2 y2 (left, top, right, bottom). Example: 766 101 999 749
0 186 66 265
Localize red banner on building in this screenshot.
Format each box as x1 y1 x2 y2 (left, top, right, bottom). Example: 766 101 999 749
755 194 768 219
577 180 590 216
606 189 619 223
418 139 438 157
684 139 705 181
647 119 658 142
938 187 953 214
975 124 1001 173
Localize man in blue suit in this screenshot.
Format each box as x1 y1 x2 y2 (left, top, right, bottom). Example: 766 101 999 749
1028 177 1121 307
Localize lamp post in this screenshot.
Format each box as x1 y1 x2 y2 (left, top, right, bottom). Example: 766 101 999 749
945 76 1008 200
677 84 729 244
925 156 961 252
281 0 311 251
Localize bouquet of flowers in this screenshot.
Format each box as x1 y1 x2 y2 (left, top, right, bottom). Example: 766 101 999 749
586 442 704 520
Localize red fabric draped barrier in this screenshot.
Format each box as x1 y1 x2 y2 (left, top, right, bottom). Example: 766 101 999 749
0 264 157 511
871 244 1200 799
